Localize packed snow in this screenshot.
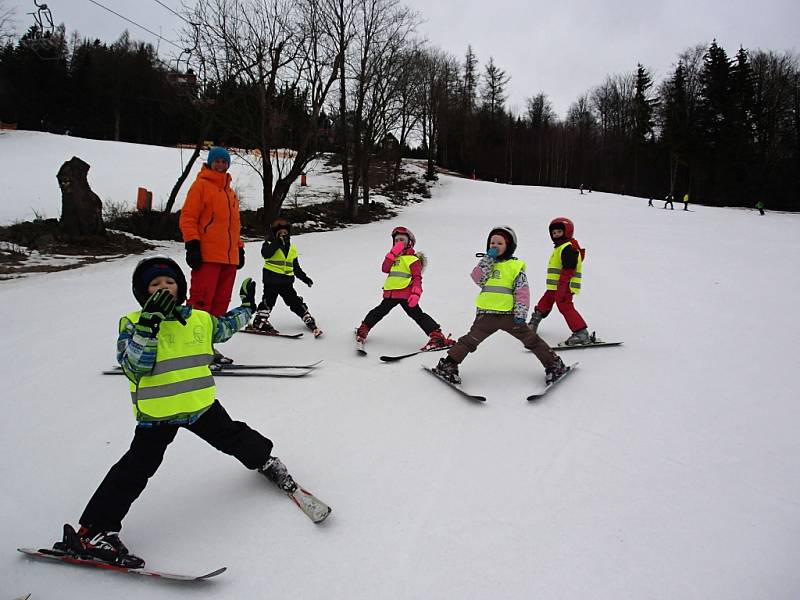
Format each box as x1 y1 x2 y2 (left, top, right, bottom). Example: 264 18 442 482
1 132 799 599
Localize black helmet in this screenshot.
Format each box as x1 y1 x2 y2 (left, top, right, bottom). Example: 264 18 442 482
131 255 187 307
486 226 517 257
270 217 291 237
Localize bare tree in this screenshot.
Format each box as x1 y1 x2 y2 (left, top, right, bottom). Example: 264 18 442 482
417 47 458 180
336 0 416 217
183 0 342 229
0 0 15 45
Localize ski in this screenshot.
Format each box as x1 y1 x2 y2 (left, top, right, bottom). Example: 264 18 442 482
102 368 312 378
241 327 303 339
288 484 332 523
109 360 323 372
527 362 579 400
422 366 486 402
380 346 450 362
555 341 622 350
212 360 323 370
17 547 226 581
554 331 621 350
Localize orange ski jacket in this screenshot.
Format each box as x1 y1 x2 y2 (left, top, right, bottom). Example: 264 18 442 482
179 164 243 265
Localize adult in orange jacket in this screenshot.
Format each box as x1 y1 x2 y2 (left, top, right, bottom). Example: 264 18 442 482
179 146 244 320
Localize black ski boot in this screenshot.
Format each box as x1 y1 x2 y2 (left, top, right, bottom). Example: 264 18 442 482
55 524 145 569
259 456 297 492
302 312 323 338
545 356 568 384
432 355 461 384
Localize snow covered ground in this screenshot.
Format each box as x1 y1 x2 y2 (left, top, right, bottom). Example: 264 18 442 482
1 133 799 599
0 130 348 224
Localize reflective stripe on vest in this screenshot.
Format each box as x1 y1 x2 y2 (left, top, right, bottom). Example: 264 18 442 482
475 258 526 311
123 309 216 423
545 242 583 295
383 255 418 291
263 244 298 276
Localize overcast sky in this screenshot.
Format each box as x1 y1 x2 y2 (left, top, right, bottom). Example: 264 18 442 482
5 0 799 117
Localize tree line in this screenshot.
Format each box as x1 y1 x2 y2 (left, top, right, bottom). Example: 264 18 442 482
1 0 797 223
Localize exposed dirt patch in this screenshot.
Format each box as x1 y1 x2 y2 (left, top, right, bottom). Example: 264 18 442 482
0 218 155 279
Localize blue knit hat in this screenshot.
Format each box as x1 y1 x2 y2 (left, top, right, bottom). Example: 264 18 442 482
206 146 231 167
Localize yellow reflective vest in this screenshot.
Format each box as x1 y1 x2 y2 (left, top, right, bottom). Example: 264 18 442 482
123 309 216 423
546 242 582 294
383 255 418 291
475 258 526 311
263 244 298 276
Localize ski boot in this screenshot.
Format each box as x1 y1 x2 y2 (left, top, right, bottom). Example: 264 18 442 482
563 327 591 346
250 309 279 335
55 524 145 569
420 328 456 351
355 322 370 345
212 346 233 365
528 309 545 333
432 355 461 384
259 456 297 492
302 312 323 338
544 356 568 385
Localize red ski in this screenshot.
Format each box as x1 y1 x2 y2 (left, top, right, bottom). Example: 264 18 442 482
18 547 226 581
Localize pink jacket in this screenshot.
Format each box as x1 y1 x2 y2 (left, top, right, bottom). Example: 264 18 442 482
381 247 422 299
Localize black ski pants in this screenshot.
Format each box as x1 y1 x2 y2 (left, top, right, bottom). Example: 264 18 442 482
260 281 308 318
80 401 273 532
363 297 439 335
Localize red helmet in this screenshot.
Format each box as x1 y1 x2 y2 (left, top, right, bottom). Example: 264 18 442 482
549 217 574 239
391 226 416 248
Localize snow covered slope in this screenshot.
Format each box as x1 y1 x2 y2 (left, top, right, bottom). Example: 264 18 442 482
1 134 799 600
0 130 344 224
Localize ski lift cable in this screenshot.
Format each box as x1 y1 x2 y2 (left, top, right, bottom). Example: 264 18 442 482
85 0 186 53
151 0 194 27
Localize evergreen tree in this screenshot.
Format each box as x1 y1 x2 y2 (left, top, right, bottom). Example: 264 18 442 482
480 57 509 120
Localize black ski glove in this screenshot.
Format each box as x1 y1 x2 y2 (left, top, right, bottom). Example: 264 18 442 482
299 276 313 288
185 240 202 270
239 277 256 311
238 246 245 270
137 288 177 334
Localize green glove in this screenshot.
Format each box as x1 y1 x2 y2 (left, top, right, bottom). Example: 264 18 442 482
240 277 256 310
137 288 177 333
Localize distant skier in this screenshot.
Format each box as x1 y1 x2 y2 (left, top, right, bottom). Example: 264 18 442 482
355 226 455 351
432 226 566 385
756 200 765 216
528 217 592 346
250 217 322 337
663 194 674 209
648 197 654 207
50 256 300 569
682 193 690 211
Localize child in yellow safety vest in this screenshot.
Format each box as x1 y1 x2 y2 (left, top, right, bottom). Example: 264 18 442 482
528 217 590 345
50 256 306 569
432 226 566 385
355 226 455 351
251 217 322 337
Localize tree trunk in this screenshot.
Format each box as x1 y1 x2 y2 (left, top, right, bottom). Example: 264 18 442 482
57 156 106 237
165 116 215 213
